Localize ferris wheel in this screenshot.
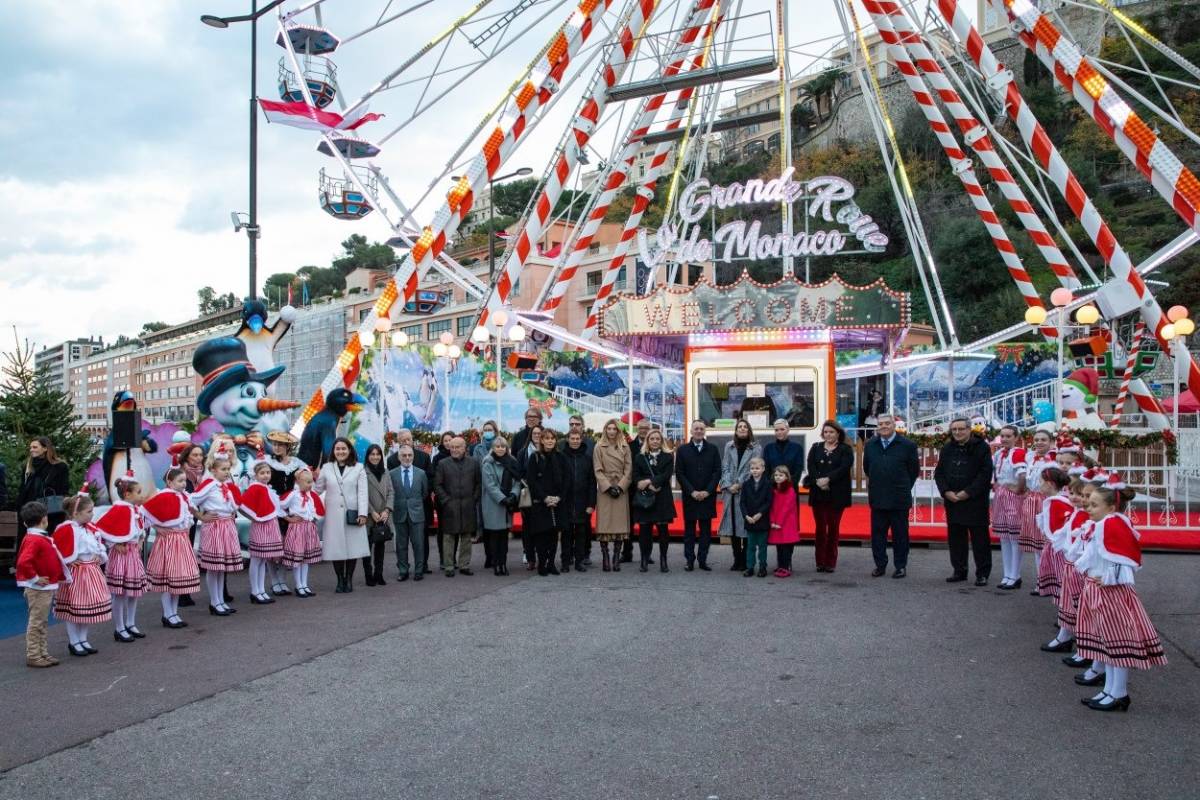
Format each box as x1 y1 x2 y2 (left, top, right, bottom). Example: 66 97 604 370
263 0 1200 435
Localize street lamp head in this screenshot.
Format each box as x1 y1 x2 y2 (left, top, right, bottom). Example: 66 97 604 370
492 310 509 327
391 331 409 348
472 325 490 343
433 342 449 357
509 324 527 343
200 14 230 28
1075 305 1101 325
1167 305 1189 322
1161 323 1177 341
1050 288 1073 307
1024 306 1048 327
438 331 454 346
514 167 533 176
448 345 461 359
1174 317 1195 336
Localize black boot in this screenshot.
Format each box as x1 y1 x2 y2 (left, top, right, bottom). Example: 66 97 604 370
574 558 587 573
640 555 649 572
344 559 356 592
333 561 346 593
659 542 669 572
601 543 611 572
364 556 376 586
612 544 622 571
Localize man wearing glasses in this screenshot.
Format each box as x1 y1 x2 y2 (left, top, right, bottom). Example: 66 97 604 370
933 418 994 585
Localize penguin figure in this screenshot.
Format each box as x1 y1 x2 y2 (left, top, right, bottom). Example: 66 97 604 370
235 298 297 385
298 387 366 469
103 391 158 502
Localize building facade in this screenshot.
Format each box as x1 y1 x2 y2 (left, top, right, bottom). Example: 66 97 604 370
36 337 105 396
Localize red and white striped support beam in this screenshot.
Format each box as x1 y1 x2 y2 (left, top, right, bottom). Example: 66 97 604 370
1127 377 1171 431
539 1 726 317
1110 320 1146 428
934 0 1200 400
870 0 1081 294
861 0 1055 339
293 0 616 429
1001 0 1200 234
474 0 662 334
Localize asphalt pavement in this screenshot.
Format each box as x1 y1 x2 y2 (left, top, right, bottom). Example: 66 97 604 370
1 541 1197 799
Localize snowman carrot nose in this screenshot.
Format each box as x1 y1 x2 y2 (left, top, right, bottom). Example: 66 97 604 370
257 398 300 412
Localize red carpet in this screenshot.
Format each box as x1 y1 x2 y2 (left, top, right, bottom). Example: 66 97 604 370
515 500 1200 552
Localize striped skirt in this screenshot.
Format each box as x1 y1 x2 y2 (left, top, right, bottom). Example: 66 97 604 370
54 560 113 624
1057 561 1084 629
1018 491 1046 552
1036 544 1065 599
991 486 1023 537
146 529 201 595
282 520 322 567
248 519 285 560
106 545 147 598
1076 581 1168 669
198 517 244 572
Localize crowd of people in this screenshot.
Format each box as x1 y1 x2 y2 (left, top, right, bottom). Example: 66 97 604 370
12 409 1168 711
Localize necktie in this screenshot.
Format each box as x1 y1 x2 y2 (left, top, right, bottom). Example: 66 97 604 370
404 468 411 489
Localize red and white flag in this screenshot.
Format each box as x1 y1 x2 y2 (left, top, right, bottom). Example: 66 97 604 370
258 99 384 133
537 242 562 258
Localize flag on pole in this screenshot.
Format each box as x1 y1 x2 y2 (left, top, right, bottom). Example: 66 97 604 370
258 99 384 132
537 242 562 258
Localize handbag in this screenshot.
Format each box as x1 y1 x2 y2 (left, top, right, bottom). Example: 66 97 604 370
367 521 391 544
518 481 533 509
633 453 658 510
333 466 360 526
39 491 64 515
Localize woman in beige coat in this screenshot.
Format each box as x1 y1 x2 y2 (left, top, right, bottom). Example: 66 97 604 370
593 419 632 572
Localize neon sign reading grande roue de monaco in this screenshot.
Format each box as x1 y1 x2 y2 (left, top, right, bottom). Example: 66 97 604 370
638 168 889 267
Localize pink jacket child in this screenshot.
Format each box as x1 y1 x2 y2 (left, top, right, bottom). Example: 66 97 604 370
768 481 800 577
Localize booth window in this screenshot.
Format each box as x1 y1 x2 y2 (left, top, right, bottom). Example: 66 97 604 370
694 367 817 431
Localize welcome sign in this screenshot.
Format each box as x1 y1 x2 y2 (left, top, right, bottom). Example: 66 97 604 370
598 274 909 337
638 169 889 267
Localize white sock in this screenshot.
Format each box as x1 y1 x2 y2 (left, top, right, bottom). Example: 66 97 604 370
1109 666 1129 699
293 566 303 589
171 594 180 617
1011 546 1023 582
1033 551 1041 573
998 539 1012 582
300 563 310 589
112 596 125 631
250 558 265 595
206 572 223 607
1058 626 1073 642
272 562 287 591
79 625 91 646
161 593 174 618
126 596 139 629
65 622 81 645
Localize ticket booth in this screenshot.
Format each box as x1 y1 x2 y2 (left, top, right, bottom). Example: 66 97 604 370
598 273 910 443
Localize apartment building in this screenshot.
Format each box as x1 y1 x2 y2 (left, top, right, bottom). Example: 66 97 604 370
35 337 105 395
133 310 240 425
67 344 139 432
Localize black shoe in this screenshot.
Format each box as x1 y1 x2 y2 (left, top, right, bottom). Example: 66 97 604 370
729 563 741 571
126 625 145 638
398 573 410 582
445 570 456 577
1074 671 1105 686
546 564 560 575
365 573 377 587
178 595 196 607
296 588 315 598
998 579 1023 591
892 568 906 579
375 574 387 586
114 629 135 642
582 558 592 567
975 576 988 586
698 563 711 571
1086 694 1131 712
161 616 186 629
561 563 571 573
744 568 755 577
250 594 275 605
640 560 649 573
209 605 233 616
946 573 968 583
334 579 346 594
685 561 694 572
68 643 90 657
871 567 886 577
620 554 633 563
423 568 433 575
499 565 508 576
493 565 502 576
575 561 587 573
1063 654 1091 668
758 566 767 577
82 642 98 654
1041 638 1075 653
272 586 292 596
538 565 548 576
1030 590 1042 596
647 556 655 565
660 559 668 573
460 568 473 576
612 558 621 572
414 573 424 581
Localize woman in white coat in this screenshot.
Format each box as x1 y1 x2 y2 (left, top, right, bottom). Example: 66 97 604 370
316 437 369 593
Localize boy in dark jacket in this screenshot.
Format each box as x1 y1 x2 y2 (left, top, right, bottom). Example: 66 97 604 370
739 458 772 577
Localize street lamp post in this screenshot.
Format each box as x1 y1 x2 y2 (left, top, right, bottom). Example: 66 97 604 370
201 0 287 300
472 311 525 432
1026 291 1101 427
1166 305 1194 432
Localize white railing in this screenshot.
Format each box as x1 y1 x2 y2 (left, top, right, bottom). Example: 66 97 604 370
553 385 626 416
911 378 1058 430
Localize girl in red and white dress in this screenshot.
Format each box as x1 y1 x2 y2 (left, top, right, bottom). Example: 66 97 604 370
1033 467 1073 600
191 449 243 616
95 475 149 643
991 426 1027 590
240 461 285 605
1017 429 1056 585
280 466 324 597
1043 471 1104 664
1072 475 1167 711
52 487 112 657
142 467 201 628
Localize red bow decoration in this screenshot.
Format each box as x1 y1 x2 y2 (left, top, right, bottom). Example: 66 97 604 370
528 397 557 418
233 432 264 451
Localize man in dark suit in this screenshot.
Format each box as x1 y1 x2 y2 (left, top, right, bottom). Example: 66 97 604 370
433 437 481 576
674 420 721 571
862 414 920 578
389 444 429 582
934 418 993 586
762 419 805 493
388 429 435 574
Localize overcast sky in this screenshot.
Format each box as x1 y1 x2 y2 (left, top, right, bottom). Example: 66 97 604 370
1 0 924 352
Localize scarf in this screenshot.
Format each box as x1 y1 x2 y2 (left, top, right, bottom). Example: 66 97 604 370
366 460 386 480
184 462 205 490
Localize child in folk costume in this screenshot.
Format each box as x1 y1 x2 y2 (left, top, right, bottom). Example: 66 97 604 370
240 461 285 604
1043 471 1104 663
1073 476 1166 711
1055 435 1082 473
1033 467 1072 601
16 501 67 668
1017 429 1056 588
768 466 800 578
280 466 324 597
142 468 201 628
52 488 112 657
191 447 244 616
96 475 149 643
990 426 1027 590
264 432 303 595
